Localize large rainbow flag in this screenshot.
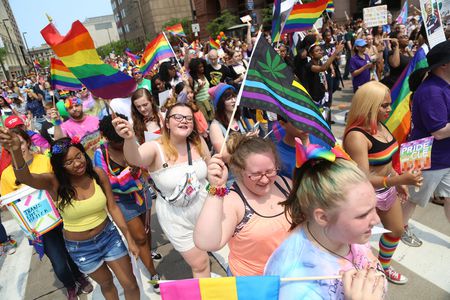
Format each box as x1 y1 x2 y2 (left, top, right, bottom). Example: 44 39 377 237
50 58 83 91
166 23 186 37
385 45 428 171
240 35 335 147
160 276 279 300
283 0 328 33
139 34 175 76
41 21 136 98
209 37 220 50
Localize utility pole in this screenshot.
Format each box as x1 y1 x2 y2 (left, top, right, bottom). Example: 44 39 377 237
22 32 32 70
2 19 25 77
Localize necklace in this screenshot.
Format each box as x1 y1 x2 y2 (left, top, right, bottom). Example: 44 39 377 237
306 222 359 271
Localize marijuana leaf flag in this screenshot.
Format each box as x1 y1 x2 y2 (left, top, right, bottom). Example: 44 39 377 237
240 36 335 147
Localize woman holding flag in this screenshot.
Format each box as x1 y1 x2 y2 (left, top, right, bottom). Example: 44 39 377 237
343 81 423 284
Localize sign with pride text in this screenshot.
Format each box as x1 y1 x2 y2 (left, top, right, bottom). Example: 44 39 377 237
400 136 434 173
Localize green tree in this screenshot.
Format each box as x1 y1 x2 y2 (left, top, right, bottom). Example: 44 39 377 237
206 10 239 37
96 39 143 59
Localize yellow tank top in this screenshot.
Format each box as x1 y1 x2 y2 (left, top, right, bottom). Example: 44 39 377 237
60 181 108 232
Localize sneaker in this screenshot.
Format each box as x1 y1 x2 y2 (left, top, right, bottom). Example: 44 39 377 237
401 227 423 247
66 286 79 300
150 273 161 294
0 237 17 255
151 250 162 261
384 267 408 285
76 275 93 294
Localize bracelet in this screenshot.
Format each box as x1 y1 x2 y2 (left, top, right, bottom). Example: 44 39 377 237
13 162 27 171
206 183 230 197
51 119 62 126
382 176 389 188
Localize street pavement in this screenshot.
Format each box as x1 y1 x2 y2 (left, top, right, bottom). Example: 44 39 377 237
1 80 449 299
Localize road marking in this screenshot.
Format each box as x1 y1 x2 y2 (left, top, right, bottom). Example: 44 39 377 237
370 220 450 292
0 219 33 300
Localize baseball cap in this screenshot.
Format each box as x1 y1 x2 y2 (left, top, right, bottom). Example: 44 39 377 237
354 39 368 47
4 115 24 129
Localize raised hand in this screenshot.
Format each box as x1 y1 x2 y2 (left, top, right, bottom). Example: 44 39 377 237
207 154 228 187
112 117 135 140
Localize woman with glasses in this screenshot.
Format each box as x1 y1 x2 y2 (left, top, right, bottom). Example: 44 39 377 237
113 102 212 278
0 129 140 299
343 82 422 285
194 135 291 276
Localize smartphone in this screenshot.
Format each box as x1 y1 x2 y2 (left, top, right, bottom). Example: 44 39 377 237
252 122 260 132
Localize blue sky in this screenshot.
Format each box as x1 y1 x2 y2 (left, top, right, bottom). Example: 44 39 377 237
9 0 113 48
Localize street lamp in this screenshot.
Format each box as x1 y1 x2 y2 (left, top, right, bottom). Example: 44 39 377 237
22 32 32 68
2 19 25 76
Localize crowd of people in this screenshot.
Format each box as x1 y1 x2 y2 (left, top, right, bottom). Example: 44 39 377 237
0 8 449 300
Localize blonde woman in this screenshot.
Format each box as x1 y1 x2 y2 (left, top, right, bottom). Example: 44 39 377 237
343 81 422 284
113 102 212 278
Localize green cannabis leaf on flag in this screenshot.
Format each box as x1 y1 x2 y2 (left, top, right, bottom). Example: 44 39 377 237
257 50 287 79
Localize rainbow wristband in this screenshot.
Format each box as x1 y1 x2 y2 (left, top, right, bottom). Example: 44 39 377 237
51 119 62 126
206 183 230 197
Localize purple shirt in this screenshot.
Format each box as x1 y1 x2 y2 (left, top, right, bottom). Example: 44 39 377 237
349 54 371 92
410 74 450 170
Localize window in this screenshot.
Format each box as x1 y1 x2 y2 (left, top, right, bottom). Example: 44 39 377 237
121 8 126 18
112 2 116 10
124 24 130 33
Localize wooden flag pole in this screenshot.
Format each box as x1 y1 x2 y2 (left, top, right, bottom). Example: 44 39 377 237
162 31 182 70
219 31 263 155
103 99 117 120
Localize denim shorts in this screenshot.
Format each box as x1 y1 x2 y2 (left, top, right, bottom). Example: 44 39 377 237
64 220 128 274
116 193 147 222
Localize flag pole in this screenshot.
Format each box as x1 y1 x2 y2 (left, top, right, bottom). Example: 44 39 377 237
162 31 182 70
219 31 263 155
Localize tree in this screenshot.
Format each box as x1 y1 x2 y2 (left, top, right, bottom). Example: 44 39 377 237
206 10 239 37
96 39 143 59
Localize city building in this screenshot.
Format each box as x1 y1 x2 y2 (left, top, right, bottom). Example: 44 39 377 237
83 15 120 48
28 43 54 64
0 0 28 80
111 0 193 44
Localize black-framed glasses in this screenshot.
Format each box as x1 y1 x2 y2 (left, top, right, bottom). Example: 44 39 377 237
168 114 194 123
246 168 279 182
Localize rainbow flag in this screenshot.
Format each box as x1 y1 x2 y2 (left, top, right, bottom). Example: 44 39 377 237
385 45 428 171
166 23 186 37
139 33 175 76
283 0 328 33
125 48 140 63
41 21 136 99
209 37 220 50
396 1 408 24
33 59 41 69
271 0 282 43
160 276 279 300
50 58 83 91
325 0 335 13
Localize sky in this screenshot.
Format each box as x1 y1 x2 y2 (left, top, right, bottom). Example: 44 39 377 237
9 0 113 48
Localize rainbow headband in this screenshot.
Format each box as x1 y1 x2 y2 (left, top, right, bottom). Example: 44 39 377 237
295 137 351 168
64 97 82 108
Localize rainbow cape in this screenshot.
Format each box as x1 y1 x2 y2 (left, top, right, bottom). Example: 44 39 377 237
139 34 175 76
166 23 186 37
41 20 136 99
283 0 328 33
326 0 335 13
160 276 279 300
50 58 83 91
209 37 220 50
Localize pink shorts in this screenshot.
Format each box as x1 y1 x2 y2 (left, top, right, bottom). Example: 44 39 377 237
375 187 397 211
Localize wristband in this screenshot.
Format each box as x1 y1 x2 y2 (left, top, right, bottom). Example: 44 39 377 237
206 183 230 197
51 119 62 126
382 176 389 188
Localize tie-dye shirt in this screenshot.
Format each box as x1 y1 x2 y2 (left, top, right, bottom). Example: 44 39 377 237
264 228 386 300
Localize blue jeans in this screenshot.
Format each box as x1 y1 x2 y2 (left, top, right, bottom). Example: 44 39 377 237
42 224 83 288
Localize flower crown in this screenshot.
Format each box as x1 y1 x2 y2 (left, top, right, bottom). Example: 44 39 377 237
64 97 82 108
48 136 81 157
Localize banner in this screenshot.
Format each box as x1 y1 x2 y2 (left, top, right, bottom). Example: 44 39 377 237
400 137 434 173
363 5 388 28
420 0 446 48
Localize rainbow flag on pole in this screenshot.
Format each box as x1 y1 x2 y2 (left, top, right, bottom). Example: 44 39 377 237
139 33 175 76
325 0 335 13
160 276 279 300
271 0 282 43
33 59 42 70
50 58 82 91
41 20 136 98
209 37 220 50
395 1 408 24
166 23 186 37
125 48 140 63
283 0 328 33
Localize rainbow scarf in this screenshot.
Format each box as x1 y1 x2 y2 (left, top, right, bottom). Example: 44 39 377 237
283 0 328 33
325 0 335 13
160 276 279 300
41 20 136 99
139 33 175 76
209 37 220 50
50 58 83 91
166 23 186 37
